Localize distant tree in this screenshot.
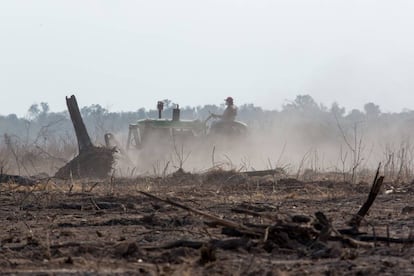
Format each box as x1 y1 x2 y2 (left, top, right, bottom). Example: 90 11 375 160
346 109 365 122
162 99 172 109
197 104 221 120
283 94 320 113
238 104 265 126
40 102 50 114
81 104 108 117
6 114 19 121
364 102 381 118
330 102 346 117
28 104 40 118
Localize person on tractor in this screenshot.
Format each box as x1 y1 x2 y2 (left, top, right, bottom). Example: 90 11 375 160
212 97 237 122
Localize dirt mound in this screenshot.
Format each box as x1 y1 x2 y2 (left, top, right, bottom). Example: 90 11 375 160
55 146 115 179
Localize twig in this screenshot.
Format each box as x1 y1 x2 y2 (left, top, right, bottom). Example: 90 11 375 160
211 146 216 168
86 182 100 193
90 197 101 210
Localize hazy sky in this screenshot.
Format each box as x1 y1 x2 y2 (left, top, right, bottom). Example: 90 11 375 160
1 0 413 116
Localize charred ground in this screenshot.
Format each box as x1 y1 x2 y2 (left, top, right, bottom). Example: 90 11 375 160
1 170 414 275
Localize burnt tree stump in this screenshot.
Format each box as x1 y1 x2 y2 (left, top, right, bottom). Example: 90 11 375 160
55 95 114 179
66 95 93 153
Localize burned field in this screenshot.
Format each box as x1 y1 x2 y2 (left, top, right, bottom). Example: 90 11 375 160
1 170 414 275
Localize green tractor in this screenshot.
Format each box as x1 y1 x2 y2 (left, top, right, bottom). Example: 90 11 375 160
125 101 248 150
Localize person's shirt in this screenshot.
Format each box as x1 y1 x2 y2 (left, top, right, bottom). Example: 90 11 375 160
221 105 237 121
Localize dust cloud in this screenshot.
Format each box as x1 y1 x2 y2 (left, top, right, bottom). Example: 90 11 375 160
2 99 414 183
112 112 414 183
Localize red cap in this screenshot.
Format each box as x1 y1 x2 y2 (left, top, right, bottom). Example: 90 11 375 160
225 97 233 103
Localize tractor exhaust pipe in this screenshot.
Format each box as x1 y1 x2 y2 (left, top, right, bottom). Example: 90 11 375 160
172 104 180 121
157 101 164 119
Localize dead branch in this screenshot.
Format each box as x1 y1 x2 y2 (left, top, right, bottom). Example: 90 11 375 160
139 191 261 237
348 164 384 230
143 238 252 251
244 169 282 177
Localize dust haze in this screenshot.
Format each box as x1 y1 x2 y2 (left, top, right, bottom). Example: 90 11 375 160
106 98 414 183
1 96 413 183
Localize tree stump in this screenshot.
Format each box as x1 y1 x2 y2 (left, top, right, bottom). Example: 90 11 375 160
55 95 114 179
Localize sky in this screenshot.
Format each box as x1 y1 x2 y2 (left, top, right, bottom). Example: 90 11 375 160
1 0 414 117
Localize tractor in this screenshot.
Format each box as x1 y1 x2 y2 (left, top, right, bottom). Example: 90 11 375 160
125 101 248 150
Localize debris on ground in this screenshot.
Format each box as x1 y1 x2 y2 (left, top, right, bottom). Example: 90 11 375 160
2 168 414 274
0 173 36 185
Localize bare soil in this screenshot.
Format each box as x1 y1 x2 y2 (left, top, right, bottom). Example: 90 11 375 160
1 171 414 275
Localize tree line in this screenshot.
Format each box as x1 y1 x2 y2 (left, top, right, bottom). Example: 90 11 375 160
1 94 414 145
2 94 414 181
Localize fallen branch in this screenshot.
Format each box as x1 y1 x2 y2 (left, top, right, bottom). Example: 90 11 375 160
139 191 261 237
244 169 282 177
143 238 252 251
